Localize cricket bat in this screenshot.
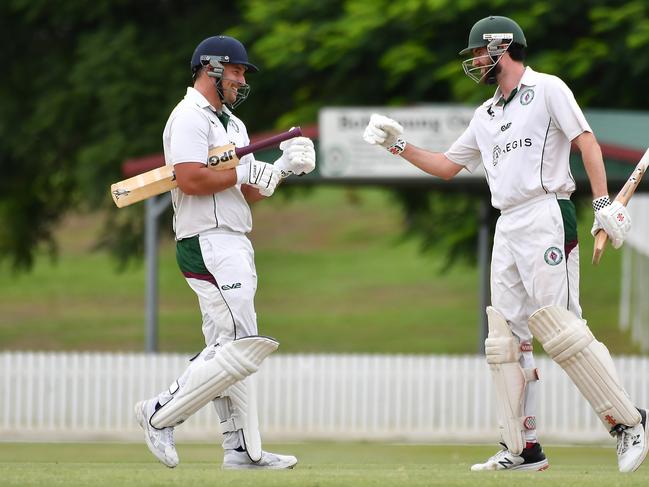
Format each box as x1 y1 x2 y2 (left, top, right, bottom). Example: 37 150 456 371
592 147 649 265
111 126 302 208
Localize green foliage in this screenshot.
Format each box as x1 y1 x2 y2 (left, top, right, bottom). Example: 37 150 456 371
3 0 649 269
390 189 493 271
0 1 240 270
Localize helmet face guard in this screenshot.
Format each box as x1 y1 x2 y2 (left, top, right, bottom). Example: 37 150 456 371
200 55 251 109
462 33 513 84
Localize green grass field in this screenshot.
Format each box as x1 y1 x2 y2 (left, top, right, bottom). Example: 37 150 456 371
0 187 641 354
1 442 647 486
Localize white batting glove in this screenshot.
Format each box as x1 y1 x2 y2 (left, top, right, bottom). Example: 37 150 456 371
236 160 281 197
274 136 316 177
362 113 407 155
591 196 631 249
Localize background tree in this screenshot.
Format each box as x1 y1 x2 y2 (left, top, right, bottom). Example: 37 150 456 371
2 0 648 270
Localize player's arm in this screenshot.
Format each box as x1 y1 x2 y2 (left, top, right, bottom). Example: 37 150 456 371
400 143 464 180
175 160 280 199
573 131 630 249
573 131 608 199
175 162 237 195
547 77 631 249
362 114 464 180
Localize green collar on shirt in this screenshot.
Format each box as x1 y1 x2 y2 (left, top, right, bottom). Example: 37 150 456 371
496 87 519 107
213 110 230 129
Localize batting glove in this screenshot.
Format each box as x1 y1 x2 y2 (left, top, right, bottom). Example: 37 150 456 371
362 113 407 155
274 136 316 178
591 196 631 249
236 160 281 197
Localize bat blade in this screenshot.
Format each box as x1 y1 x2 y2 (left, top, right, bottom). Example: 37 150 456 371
111 165 176 208
592 147 649 265
110 127 302 208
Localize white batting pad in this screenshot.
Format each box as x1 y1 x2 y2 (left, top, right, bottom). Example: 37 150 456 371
485 307 538 455
151 336 278 429
529 305 641 432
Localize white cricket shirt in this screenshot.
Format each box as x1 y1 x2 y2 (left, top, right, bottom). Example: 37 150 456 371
445 67 591 211
163 87 255 239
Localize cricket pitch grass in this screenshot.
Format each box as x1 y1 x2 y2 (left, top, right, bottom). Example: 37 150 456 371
1 442 648 486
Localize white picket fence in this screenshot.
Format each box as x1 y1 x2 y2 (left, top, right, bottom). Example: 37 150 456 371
2 351 649 444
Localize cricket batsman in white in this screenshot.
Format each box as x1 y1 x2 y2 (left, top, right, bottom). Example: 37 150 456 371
133 35 315 469
363 15 648 473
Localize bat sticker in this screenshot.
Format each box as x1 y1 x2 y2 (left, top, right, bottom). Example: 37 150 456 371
112 188 130 200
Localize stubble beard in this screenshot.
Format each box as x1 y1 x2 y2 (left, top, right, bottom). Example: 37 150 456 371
482 62 502 85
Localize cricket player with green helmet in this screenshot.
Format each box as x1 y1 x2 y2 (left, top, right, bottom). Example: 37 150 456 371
363 15 648 473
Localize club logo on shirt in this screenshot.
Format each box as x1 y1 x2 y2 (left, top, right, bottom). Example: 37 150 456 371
492 145 502 166
501 122 512 132
544 246 564 266
520 88 535 105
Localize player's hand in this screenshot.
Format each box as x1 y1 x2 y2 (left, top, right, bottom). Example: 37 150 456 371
591 197 631 249
362 113 407 155
236 160 281 197
274 136 316 177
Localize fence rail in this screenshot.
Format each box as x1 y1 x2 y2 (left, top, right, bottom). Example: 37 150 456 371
2 351 649 444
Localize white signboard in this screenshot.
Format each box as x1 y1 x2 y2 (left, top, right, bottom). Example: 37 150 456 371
318 106 483 179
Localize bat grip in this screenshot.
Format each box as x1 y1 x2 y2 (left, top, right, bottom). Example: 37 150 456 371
234 127 303 158
592 230 609 265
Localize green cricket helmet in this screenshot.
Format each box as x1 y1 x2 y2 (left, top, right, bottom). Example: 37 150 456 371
460 16 526 84
459 16 527 56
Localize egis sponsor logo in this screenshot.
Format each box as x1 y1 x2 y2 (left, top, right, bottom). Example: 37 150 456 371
491 138 532 166
504 138 532 152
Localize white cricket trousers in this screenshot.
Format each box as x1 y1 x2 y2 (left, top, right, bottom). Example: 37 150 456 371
490 193 581 442
184 231 259 345
491 193 581 341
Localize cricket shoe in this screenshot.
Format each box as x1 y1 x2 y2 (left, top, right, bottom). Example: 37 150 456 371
615 408 649 473
134 399 179 468
222 448 298 470
471 442 549 471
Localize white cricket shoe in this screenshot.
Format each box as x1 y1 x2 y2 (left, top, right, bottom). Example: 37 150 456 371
222 449 298 470
134 399 179 468
616 408 649 473
471 442 549 471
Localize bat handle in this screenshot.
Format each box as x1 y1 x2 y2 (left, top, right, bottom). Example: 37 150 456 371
592 230 609 265
235 127 303 158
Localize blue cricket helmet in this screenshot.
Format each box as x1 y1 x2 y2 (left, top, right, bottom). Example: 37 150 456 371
190 36 259 74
